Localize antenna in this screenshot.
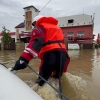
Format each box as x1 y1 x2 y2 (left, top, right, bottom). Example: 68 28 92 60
83 7 84 14
31 0 32 5
40 0 52 13
92 13 95 30
93 13 95 24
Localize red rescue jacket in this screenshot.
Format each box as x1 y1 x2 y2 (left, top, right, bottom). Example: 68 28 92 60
36 17 66 58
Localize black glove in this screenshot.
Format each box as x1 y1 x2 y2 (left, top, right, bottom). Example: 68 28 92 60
12 56 29 71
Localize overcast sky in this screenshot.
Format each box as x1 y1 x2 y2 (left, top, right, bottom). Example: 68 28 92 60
0 0 100 39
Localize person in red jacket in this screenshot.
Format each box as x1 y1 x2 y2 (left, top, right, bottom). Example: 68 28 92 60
11 15 70 86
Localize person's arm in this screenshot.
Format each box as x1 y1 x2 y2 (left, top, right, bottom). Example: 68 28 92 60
12 25 46 71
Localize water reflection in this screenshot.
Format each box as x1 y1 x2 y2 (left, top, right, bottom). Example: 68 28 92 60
0 49 100 100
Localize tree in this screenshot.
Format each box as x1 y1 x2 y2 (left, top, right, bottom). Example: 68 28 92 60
1 26 13 42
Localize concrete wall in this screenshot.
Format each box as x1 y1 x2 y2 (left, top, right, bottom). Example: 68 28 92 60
0 43 3 50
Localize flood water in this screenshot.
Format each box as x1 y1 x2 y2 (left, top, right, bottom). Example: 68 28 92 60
0 49 100 100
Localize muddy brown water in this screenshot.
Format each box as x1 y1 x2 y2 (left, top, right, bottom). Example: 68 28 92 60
0 49 100 100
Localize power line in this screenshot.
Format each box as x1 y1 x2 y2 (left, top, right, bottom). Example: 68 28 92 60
40 0 52 12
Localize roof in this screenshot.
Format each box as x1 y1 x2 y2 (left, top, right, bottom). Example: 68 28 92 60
23 5 40 12
15 22 24 28
15 14 94 29
56 14 93 27
0 32 15 36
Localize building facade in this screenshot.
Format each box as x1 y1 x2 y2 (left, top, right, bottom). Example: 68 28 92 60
15 5 40 43
57 14 94 44
57 14 95 49
0 5 95 49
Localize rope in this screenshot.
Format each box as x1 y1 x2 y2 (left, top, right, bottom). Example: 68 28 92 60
0 62 69 99
58 42 63 99
27 65 69 100
0 63 7 68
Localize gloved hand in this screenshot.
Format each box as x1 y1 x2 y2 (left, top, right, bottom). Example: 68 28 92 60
8 67 17 74
12 56 29 71
8 67 14 71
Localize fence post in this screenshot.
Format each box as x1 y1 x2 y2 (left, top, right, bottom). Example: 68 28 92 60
1 43 4 50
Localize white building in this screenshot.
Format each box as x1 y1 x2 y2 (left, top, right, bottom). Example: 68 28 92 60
15 5 40 42
0 5 40 43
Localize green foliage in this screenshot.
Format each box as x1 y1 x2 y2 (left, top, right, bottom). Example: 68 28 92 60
1 26 13 43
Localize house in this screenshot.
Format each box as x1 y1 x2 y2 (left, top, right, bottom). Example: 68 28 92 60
0 5 95 49
0 5 40 43
56 14 95 49
14 5 95 49
15 5 40 43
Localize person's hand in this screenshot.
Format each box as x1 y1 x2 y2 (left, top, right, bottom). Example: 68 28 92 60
12 56 29 71
8 67 17 74
8 67 14 71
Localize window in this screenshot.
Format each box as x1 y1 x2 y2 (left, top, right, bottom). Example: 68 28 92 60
68 19 74 23
67 32 74 41
68 37 74 41
68 32 74 36
21 31 24 34
77 32 84 37
27 8 30 11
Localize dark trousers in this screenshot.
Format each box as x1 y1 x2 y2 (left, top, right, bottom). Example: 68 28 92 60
36 50 69 86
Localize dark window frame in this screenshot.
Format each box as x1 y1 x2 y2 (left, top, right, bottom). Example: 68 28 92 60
68 19 74 23
77 31 84 37
67 32 74 41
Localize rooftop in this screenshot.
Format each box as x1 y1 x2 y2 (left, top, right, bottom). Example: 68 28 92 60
57 14 94 27
15 14 94 29
23 5 40 12
15 22 24 28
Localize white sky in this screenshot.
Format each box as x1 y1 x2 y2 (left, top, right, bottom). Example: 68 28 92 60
0 0 100 39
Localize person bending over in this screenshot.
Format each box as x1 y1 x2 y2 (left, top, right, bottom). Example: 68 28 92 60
11 15 70 86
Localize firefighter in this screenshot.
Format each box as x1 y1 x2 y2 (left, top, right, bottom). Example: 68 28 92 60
10 15 70 86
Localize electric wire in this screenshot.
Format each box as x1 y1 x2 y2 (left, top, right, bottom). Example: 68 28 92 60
58 42 63 99
40 0 52 12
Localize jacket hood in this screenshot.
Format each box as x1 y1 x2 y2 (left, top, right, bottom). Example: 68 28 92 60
36 16 58 26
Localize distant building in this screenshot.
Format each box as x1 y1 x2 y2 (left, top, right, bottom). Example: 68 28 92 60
0 5 95 49
57 14 95 49
15 5 40 43
0 5 40 43
57 14 94 43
